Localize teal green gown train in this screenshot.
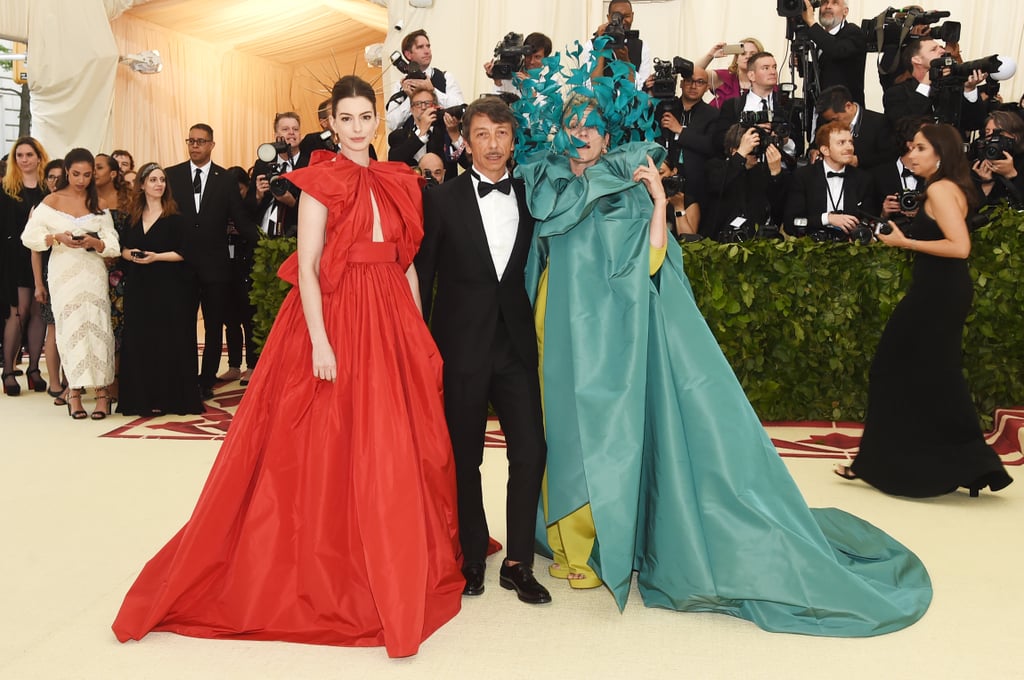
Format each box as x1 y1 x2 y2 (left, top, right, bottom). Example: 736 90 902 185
518 141 932 637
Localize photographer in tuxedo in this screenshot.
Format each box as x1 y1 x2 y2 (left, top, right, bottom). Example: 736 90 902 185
785 121 878 239
882 37 987 134
386 29 465 132
245 112 309 239
387 88 468 181
871 115 929 222
415 97 550 605
583 0 652 85
816 85 897 171
166 124 260 400
798 0 868 105
712 52 803 159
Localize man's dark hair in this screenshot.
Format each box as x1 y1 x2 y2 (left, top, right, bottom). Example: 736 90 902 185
524 32 553 57
815 85 855 117
402 29 429 56
317 99 331 120
331 76 377 114
900 36 927 72
745 51 775 75
895 114 930 148
190 123 214 141
111 149 134 170
724 123 747 154
461 95 517 138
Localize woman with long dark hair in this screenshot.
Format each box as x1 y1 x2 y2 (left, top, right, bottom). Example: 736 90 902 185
21 148 120 419
116 163 203 416
31 160 67 402
837 123 1013 496
113 76 461 658
1 136 49 395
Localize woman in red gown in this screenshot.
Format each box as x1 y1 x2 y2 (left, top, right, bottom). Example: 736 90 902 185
112 76 464 658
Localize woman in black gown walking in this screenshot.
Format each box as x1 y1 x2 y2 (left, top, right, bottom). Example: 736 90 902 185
836 124 1013 497
116 163 203 416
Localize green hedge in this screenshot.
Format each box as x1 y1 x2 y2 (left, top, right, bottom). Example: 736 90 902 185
250 204 1024 426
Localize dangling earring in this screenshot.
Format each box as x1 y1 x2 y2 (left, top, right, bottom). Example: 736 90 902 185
936 160 941 170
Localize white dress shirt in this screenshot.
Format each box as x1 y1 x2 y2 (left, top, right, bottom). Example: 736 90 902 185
189 161 211 213
820 158 848 225
385 67 466 132
471 171 519 281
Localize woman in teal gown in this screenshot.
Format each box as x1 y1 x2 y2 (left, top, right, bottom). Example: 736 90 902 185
514 51 932 636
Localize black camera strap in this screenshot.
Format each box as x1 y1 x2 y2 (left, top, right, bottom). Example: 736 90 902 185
825 173 846 213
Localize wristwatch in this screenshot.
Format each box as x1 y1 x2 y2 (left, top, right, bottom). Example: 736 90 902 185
674 209 686 218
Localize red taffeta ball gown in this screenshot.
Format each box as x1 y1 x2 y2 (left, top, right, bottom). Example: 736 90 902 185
112 154 464 658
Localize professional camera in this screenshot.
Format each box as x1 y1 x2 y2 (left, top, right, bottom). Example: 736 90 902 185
849 214 892 245
738 112 787 158
662 174 686 198
777 0 818 18
604 10 639 48
718 216 780 243
929 54 1007 83
443 103 468 121
738 110 770 127
651 57 694 129
256 139 295 198
861 8 959 53
972 132 1016 162
896 188 923 212
390 50 426 80
490 32 534 80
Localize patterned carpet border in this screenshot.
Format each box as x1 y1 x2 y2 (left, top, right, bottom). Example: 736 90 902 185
101 385 1024 466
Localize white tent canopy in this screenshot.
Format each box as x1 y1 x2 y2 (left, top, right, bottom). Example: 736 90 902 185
0 0 1020 168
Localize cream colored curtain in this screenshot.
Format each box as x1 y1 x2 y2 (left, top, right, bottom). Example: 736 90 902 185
385 0 1022 115
108 14 379 172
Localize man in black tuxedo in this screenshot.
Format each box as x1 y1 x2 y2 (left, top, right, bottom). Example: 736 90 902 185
799 0 867 105
712 52 803 159
416 97 550 605
387 88 468 181
785 121 878 238
245 112 310 239
882 37 987 134
816 85 896 171
870 115 929 224
166 124 260 400
657 66 719 205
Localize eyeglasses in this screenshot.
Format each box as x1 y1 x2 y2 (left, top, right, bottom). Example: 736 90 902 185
411 101 436 109
185 138 212 146
683 79 708 86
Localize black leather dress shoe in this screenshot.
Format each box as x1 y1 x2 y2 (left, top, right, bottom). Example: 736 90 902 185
499 562 552 604
462 563 485 596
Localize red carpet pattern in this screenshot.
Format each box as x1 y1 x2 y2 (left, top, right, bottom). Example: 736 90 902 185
101 385 1024 465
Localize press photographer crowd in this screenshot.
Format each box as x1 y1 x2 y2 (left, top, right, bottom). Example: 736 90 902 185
0 0 1021 413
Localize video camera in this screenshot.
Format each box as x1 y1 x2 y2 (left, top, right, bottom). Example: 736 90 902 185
256 139 295 198
860 7 960 53
651 56 695 127
776 0 819 17
605 10 639 48
490 32 535 80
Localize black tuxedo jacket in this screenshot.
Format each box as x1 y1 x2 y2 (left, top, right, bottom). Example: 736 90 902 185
808 21 868 105
851 107 897 171
660 100 719 202
416 172 537 374
704 154 790 239
387 118 469 181
784 162 878 234
882 78 986 133
712 94 805 158
166 161 260 284
298 131 377 160
870 160 918 212
243 151 311 238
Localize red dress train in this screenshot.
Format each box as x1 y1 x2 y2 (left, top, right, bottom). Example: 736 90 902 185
112 156 464 658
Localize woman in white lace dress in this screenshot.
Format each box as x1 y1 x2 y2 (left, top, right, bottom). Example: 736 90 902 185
22 148 120 419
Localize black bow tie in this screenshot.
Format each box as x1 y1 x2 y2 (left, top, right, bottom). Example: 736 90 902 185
475 176 512 198
827 171 846 179
901 167 915 178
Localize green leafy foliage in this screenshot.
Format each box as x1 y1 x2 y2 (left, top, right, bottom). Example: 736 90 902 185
683 204 1024 426
249 206 1024 425
249 237 297 350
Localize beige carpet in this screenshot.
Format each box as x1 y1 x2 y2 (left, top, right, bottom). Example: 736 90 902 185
2 370 1021 680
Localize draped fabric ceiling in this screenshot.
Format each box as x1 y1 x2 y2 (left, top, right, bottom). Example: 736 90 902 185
0 0 1020 170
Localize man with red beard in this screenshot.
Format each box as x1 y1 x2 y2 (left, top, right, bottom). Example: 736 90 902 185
784 121 879 239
